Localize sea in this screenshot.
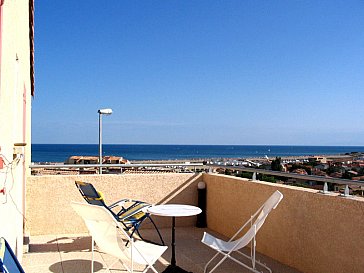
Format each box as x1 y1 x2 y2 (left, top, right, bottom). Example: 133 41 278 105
31 144 364 163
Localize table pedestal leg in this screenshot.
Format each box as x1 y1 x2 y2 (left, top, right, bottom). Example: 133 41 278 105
162 217 192 273
171 216 176 266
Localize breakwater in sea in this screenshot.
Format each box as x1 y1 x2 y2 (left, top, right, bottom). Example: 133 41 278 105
31 144 364 163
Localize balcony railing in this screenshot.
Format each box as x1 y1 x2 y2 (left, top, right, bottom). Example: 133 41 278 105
207 163 363 182
30 162 204 169
29 162 364 197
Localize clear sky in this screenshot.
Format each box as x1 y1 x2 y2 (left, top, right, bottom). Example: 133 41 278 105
33 1 364 145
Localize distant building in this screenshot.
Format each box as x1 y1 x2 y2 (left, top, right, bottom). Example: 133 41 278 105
326 156 353 165
352 176 364 181
312 169 328 177
291 169 308 175
315 164 329 170
103 156 130 164
66 156 98 164
348 170 358 176
308 156 327 163
65 155 129 165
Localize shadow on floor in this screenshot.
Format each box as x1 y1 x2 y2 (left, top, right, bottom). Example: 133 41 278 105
29 236 92 253
49 259 103 273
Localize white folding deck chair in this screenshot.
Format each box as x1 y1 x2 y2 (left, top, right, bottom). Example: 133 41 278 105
71 202 168 273
201 190 283 273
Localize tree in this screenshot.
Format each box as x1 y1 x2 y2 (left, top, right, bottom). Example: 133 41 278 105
271 157 283 171
342 171 355 180
236 171 253 179
261 174 277 183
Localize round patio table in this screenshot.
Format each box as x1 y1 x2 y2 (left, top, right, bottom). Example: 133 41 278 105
148 204 202 273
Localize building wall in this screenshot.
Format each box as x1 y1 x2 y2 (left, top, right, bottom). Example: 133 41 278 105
0 0 32 259
203 173 364 273
26 173 202 235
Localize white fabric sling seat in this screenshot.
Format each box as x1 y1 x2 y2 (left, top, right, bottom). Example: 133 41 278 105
71 202 167 273
201 190 283 273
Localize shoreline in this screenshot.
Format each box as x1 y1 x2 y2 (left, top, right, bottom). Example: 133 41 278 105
31 153 360 165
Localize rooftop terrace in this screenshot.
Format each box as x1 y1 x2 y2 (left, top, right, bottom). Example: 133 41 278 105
23 172 364 273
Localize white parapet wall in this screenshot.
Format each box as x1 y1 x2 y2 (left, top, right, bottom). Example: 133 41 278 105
203 173 364 273
26 172 364 273
26 173 202 235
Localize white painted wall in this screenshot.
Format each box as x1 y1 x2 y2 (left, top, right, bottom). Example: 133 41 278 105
0 0 32 260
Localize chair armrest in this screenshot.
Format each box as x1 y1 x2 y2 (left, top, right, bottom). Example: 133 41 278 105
109 199 151 218
109 199 149 209
118 203 151 220
109 199 130 209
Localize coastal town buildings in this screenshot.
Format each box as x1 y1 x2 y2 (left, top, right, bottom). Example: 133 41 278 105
65 155 130 165
211 154 364 195
0 0 34 258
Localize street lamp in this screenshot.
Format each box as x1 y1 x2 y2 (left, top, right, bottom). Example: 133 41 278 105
98 108 112 174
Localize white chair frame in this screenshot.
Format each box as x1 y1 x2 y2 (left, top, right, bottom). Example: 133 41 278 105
202 190 283 273
71 202 167 273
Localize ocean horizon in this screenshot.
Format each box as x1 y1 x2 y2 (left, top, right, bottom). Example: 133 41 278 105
31 144 364 163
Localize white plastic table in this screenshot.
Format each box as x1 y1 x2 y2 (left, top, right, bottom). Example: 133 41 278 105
148 204 202 273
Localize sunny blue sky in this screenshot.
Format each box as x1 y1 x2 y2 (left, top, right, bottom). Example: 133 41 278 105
33 1 364 145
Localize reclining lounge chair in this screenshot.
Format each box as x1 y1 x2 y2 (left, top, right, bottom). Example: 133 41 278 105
71 202 168 273
201 190 283 273
75 180 165 246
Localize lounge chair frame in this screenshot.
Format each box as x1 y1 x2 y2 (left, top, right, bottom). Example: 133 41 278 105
71 202 167 273
202 190 283 273
75 181 165 246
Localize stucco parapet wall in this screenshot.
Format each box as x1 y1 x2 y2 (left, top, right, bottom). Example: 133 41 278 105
26 173 202 235
202 173 364 273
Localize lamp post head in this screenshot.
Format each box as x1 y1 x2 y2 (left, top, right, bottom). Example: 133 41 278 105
98 108 113 115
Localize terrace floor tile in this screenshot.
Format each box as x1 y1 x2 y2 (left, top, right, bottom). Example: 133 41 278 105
23 227 302 273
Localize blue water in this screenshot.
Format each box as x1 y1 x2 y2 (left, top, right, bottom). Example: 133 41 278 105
31 144 364 163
